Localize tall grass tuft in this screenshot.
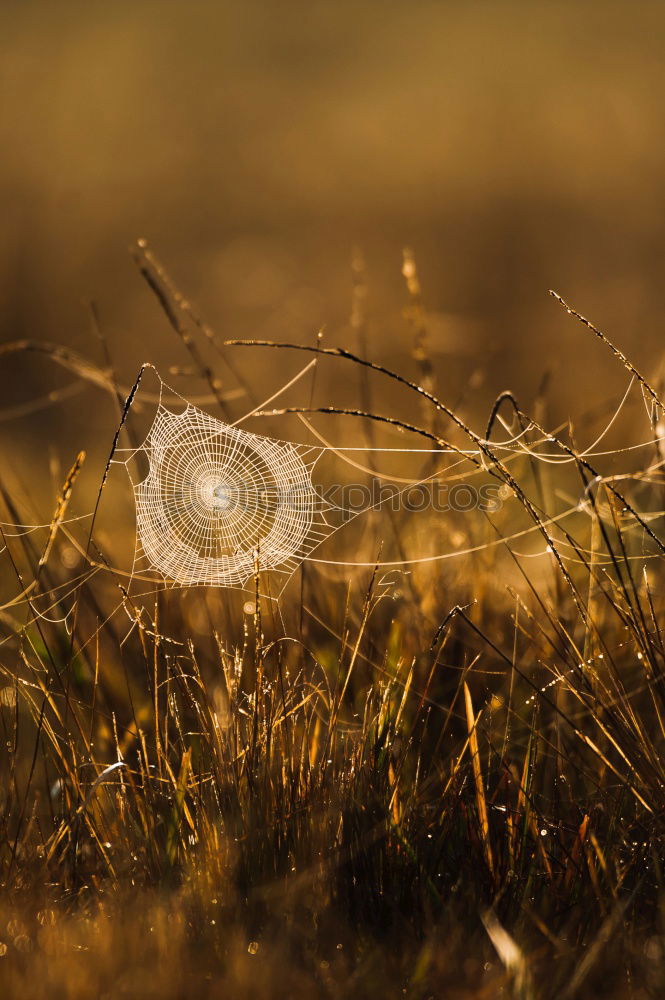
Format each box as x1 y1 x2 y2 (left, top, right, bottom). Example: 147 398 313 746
1 256 664 998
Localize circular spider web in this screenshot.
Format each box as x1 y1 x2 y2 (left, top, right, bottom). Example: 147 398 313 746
127 402 335 590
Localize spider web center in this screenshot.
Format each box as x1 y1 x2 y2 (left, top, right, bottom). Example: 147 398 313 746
128 399 334 589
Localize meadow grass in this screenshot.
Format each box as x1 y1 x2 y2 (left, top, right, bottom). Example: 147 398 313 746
1 252 664 998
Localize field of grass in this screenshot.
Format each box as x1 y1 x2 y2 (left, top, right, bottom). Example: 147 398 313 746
1 250 665 999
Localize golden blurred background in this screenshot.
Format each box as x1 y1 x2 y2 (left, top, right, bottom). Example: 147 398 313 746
2 0 665 513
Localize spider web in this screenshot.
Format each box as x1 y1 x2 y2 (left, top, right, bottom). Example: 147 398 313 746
117 390 341 595
102 363 651 606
